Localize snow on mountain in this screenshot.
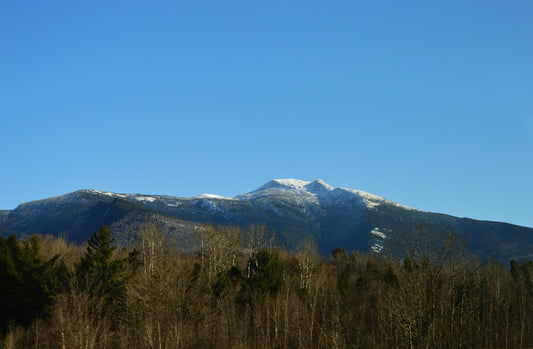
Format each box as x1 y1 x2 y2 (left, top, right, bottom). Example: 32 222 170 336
256 178 312 191
81 179 416 215
197 194 231 200
238 178 412 212
3 178 531 263
304 179 334 195
87 190 127 199
336 187 425 212
370 228 387 253
239 179 331 198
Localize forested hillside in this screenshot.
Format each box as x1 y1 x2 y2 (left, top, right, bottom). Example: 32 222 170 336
1 225 532 349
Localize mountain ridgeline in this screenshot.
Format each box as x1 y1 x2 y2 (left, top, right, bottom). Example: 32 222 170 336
1 179 532 264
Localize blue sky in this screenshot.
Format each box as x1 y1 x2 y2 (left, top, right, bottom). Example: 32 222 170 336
1 1 532 228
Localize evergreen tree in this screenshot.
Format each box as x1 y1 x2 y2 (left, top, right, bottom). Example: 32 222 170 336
76 226 128 303
247 249 284 298
0 234 68 332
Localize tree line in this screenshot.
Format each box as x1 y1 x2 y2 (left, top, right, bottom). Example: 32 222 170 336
0 225 532 348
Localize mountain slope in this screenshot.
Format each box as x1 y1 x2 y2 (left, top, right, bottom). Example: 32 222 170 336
1 179 532 263
1 191 203 250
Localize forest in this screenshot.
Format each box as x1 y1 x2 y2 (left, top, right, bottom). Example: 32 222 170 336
0 224 532 349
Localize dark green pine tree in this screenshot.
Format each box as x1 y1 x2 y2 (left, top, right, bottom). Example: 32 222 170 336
76 226 128 303
247 249 284 298
0 234 68 332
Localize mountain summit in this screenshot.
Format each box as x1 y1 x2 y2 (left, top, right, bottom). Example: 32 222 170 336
1 179 532 264
252 178 333 193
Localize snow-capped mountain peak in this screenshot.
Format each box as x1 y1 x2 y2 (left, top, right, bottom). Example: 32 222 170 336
249 178 334 194
238 178 335 201
256 178 312 191
304 179 334 195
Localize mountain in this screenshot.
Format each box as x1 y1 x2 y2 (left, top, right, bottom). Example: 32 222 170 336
1 179 532 264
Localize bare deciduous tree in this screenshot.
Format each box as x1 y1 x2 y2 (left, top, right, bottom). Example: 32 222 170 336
140 222 165 277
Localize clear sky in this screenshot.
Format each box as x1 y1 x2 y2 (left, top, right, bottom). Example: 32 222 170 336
1 1 532 228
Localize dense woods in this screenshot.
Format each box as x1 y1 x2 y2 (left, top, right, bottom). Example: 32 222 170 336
1 225 532 348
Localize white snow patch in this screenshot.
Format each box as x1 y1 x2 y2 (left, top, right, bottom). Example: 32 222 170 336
370 228 387 253
135 196 156 203
104 192 126 199
197 194 229 199
371 228 387 240
86 190 126 199
371 243 384 253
